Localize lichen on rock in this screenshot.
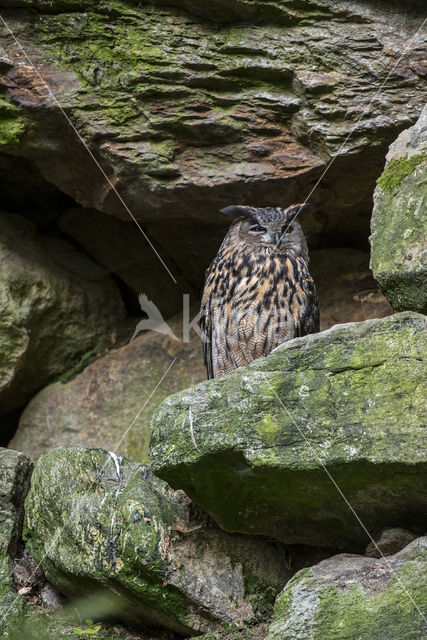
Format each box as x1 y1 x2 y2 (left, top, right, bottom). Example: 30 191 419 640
151 312 427 550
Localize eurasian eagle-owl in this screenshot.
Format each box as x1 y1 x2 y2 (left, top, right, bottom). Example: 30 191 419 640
200 204 319 379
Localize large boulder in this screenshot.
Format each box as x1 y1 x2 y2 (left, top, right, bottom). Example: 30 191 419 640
0 1 426 281
10 310 206 463
0 211 125 414
151 312 427 551
370 106 427 313
24 446 304 636
0 448 33 635
266 537 427 640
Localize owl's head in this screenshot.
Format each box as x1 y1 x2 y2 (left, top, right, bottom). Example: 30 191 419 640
220 203 310 259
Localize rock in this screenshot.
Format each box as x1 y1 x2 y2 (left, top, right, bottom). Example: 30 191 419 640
59 207 196 318
266 537 427 640
10 310 206 463
0 448 33 635
0 211 125 413
0 1 425 277
309 248 392 331
24 446 298 635
370 105 427 313
151 312 427 551
365 527 418 559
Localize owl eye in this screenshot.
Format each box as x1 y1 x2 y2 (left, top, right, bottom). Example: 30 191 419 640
249 225 267 234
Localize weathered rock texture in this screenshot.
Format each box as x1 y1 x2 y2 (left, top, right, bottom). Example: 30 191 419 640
24 446 302 635
151 312 427 551
266 537 427 640
370 105 427 314
10 310 206 463
0 211 125 413
309 248 392 331
0 448 33 635
0 0 426 285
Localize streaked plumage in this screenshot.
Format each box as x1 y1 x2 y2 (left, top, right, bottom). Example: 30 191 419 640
200 204 319 379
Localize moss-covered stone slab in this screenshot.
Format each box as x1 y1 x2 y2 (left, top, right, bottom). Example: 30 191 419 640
266 537 427 640
10 310 206 464
370 105 427 313
0 448 33 635
0 211 125 413
24 447 296 635
151 312 427 551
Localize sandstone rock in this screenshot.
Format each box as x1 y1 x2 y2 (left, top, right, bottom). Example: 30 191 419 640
0 211 125 413
0 448 33 635
0 0 425 277
151 312 427 551
370 105 427 313
365 527 418 559
309 248 392 331
266 537 427 640
24 446 297 635
10 310 206 462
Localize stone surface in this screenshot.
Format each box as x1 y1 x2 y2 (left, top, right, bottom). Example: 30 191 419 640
24 446 300 636
266 537 427 640
59 207 196 318
0 211 125 414
365 527 418 559
0 0 426 282
309 248 392 331
370 105 427 313
0 448 33 636
151 312 427 551
10 310 206 463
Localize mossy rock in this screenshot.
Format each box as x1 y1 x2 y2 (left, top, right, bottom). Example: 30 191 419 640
24 447 294 635
0 212 125 413
266 537 427 640
0 448 33 635
370 107 427 313
151 312 427 551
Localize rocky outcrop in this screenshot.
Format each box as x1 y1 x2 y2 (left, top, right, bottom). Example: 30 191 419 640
0 211 125 413
266 537 427 640
151 312 427 550
0 448 33 635
10 310 206 462
24 446 312 636
9 249 392 461
370 106 427 314
0 1 426 283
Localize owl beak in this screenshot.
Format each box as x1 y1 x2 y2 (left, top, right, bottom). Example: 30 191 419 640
274 232 281 248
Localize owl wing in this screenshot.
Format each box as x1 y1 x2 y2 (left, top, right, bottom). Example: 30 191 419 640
302 278 320 335
200 267 215 380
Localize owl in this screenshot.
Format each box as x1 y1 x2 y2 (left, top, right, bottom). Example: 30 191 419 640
200 204 319 379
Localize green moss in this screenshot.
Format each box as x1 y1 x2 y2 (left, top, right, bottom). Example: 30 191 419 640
0 95 26 148
313 555 427 639
55 347 99 383
376 154 425 193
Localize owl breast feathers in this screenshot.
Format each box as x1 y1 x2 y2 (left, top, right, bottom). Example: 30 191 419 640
200 204 319 379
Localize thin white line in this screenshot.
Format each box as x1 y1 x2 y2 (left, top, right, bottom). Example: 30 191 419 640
272 389 427 624
0 14 177 284
269 16 427 257
111 357 177 454
0 357 177 625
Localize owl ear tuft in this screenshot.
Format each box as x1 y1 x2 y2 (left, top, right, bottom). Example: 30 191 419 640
286 203 312 219
219 205 254 219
